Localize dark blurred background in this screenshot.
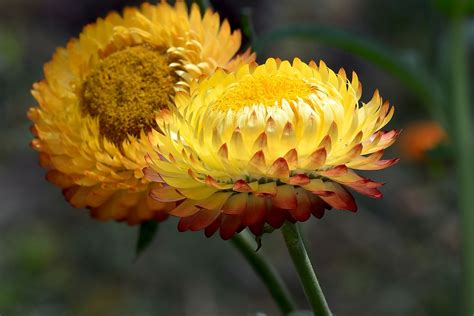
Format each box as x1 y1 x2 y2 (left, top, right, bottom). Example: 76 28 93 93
0 0 464 315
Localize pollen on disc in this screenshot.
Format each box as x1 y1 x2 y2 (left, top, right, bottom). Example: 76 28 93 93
82 45 178 145
214 74 315 110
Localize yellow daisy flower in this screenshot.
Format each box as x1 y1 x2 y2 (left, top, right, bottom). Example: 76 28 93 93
145 58 399 239
28 1 255 225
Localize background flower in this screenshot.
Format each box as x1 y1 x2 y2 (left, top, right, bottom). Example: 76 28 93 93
398 120 447 161
27 1 254 225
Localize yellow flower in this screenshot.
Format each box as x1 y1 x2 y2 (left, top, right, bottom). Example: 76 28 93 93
27 1 255 225
145 58 399 239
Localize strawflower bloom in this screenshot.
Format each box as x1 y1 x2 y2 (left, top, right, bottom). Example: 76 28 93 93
27 1 254 225
145 58 399 239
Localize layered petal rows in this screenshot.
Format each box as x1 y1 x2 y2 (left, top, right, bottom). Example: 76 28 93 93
28 1 254 224
145 58 398 239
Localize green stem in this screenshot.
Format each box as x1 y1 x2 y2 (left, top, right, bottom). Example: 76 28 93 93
448 7 474 314
231 230 297 315
281 223 331 316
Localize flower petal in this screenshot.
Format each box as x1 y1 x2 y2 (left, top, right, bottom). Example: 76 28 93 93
242 194 266 226
222 193 248 215
272 185 297 210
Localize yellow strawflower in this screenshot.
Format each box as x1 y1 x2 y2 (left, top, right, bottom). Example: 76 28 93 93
28 1 254 225
145 58 398 239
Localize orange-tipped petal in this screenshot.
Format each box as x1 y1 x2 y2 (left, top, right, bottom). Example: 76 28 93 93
249 221 265 236
309 194 327 218
220 214 242 240
318 165 348 177
195 192 233 210
233 180 254 192
177 216 194 232
318 135 332 152
266 206 287 229
177 185 217 200
301 148 326 170
252 132 268 151
218 143 228 160
289 189 312 221
149 186 185 202
319 182 357 211
222 193 248 215
255 182 277 197
242 195 266 226
348 185 383 198
346 150 384 169
303 179 329 193
248 150 267 173
356 158 400 170
272 185 297 210
205 216 221 237
345 143 363 160
170 199 200 217
283 149 298 168
189 209 221 231
268 157 290 179
205 175 233 190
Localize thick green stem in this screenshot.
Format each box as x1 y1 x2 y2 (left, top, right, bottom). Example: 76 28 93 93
448 8 474 314
281 223 331 316
231 230 297 315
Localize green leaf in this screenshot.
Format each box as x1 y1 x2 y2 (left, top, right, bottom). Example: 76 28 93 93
135 220 159 260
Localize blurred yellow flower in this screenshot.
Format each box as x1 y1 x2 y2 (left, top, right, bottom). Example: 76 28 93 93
28 1 254 225
145 58 399 239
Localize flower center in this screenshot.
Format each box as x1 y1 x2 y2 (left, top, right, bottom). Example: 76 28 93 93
215 75 315 111
82 45 178 145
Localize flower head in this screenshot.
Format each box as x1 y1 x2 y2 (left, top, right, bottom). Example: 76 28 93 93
145 58 399 239
28 1 254 225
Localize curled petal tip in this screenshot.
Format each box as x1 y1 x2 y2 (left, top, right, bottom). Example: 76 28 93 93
233 180 254 192
268 157 290 179
218 143 228 159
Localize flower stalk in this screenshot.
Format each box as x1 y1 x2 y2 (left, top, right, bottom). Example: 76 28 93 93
447 3 474 313
281 222 332 316
231 230 297 315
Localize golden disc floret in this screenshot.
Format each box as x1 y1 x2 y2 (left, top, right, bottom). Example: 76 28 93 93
82 45 178 145
215 75 316 110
